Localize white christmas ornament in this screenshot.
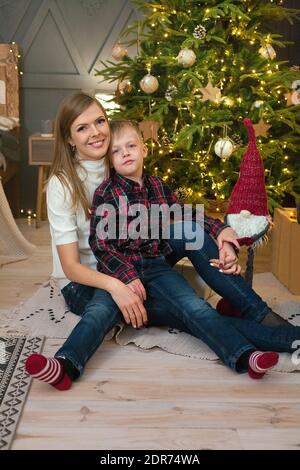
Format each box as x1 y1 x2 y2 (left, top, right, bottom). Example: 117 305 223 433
291 80 300 93
112 44 128 61
140 74 159 94
214 138 234 159
259 44 276 60
176 49 196 67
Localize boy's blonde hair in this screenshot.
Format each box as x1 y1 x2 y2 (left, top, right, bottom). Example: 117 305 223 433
109 119 143 142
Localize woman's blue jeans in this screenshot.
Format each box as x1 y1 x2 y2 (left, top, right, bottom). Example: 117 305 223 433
166 221 271 322
56 257 300 377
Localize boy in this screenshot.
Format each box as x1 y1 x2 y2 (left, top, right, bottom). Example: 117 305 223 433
88 120 284 379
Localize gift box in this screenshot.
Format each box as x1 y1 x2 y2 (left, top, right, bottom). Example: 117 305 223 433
271 208 300 295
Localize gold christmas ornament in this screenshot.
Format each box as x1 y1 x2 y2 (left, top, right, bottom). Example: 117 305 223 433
284 91 294 106
176 49 196 67
253 119 271 137
259 44 276 60
199 81 222 103
291 90 300 105
140 73 159 94
111 44 128 61
118 79 132 94
214 138 234 159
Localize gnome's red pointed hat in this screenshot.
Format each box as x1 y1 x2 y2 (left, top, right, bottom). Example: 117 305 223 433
225 118 270 246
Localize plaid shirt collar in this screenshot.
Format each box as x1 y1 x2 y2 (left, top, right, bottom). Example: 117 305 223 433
112 170 150 192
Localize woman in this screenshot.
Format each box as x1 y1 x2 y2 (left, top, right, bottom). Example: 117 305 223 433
25 92 293 390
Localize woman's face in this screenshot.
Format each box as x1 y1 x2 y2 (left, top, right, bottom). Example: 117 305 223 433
69 102 110 160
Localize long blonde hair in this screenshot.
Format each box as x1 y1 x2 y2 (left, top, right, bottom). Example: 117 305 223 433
47 92 109 219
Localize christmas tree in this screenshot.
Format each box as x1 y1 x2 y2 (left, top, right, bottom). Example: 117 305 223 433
96 0 300 212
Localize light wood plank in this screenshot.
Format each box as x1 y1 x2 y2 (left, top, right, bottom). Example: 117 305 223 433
12 426 242 450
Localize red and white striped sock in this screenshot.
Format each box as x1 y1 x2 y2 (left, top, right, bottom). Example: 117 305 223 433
25 353 72 391
248 351 279 379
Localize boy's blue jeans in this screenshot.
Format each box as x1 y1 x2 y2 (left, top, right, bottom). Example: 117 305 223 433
56 256 300 376
166 221 271 322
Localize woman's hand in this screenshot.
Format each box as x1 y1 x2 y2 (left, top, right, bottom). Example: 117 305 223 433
210 241 242 275
109 278 148 328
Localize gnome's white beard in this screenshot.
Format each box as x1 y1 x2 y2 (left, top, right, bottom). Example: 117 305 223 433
226 212 269 239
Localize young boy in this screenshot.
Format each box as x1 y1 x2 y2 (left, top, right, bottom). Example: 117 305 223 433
88 119 287 379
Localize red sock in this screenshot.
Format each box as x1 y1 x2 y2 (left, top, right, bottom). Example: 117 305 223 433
25 353 72 391
248 351 279 379
216 298 242 318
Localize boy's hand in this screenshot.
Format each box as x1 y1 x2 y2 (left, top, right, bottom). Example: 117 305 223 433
127 279 147 302
109 279 148 328
216 227 240 252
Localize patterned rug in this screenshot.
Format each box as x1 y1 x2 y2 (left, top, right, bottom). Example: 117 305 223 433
0 273 300 373
0 336 44 450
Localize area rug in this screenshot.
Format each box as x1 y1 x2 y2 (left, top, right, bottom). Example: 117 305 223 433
0 273 300 373
0 336 44 450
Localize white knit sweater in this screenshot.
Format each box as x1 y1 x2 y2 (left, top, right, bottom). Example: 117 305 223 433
46 159 106 289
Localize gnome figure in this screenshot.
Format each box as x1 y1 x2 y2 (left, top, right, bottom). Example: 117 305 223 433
216 118 271 317
225 118 271 248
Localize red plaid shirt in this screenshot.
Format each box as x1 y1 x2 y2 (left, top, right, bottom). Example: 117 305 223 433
89 172 228 284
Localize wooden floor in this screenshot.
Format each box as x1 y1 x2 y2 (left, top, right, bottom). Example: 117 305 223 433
1 220 300 450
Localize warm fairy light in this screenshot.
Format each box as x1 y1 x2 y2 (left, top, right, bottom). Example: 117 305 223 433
153 7 157 12
224 97 234 106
